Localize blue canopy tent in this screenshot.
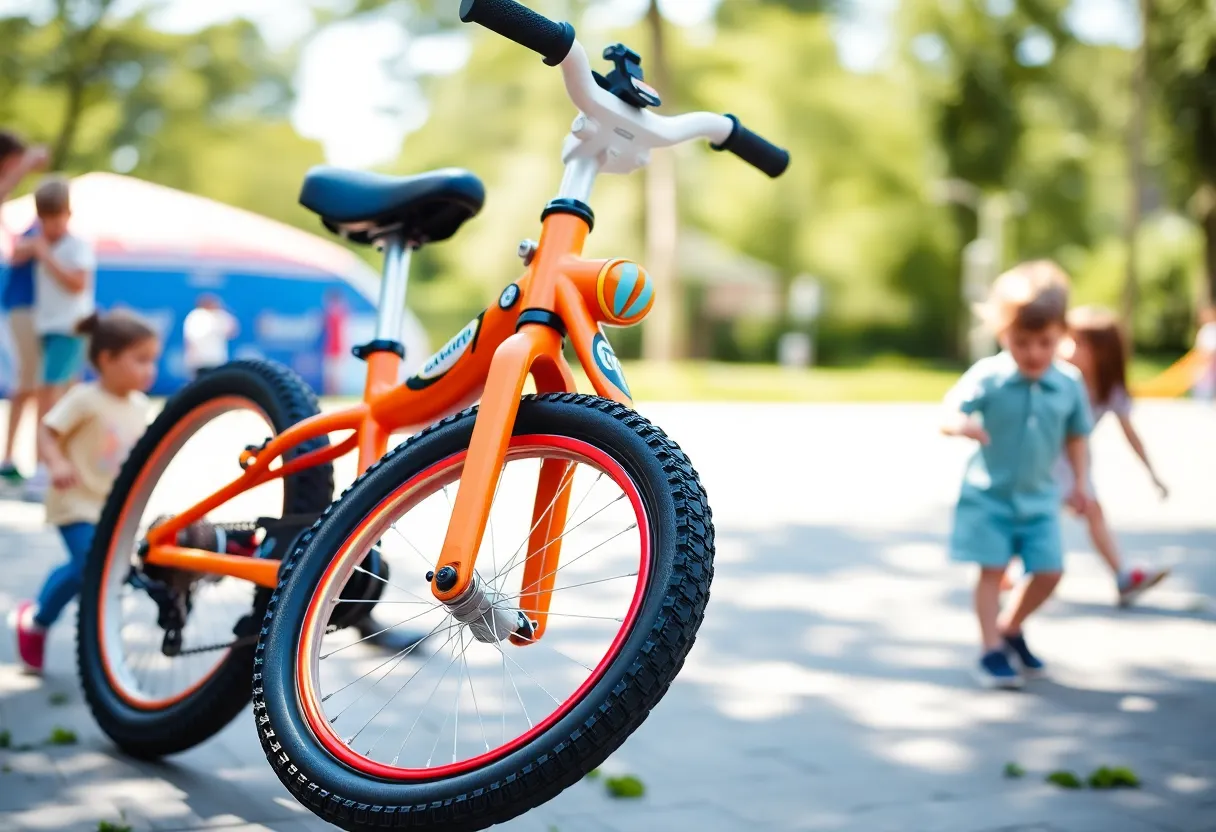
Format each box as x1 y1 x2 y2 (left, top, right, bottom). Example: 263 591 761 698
1 173 427 397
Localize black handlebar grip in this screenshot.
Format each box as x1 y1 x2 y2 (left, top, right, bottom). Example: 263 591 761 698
711 114 791 178
459 0 576 67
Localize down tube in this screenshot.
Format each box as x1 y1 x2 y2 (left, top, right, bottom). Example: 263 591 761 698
369 281 526 433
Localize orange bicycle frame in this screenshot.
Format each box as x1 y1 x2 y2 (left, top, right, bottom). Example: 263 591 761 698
142 209 653 639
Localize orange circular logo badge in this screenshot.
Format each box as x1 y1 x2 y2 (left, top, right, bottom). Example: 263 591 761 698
595 260 655 326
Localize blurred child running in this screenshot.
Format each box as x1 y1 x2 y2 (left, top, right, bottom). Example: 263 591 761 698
942 260 1093 690
10 310 158 674
1055 306 1169 606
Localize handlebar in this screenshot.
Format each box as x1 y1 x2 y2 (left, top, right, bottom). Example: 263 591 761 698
458 0 790 179
711 115 790 178
458 0 575 67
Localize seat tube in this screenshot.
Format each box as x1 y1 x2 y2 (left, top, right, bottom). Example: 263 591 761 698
376 235 411 342
357 235 411 473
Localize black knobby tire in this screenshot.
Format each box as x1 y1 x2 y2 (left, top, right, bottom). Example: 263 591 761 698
252 394 715 832
78 360 335 758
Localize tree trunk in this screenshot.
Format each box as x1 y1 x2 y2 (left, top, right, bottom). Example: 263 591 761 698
1203 191 1216 308
641 0 682 364
48 0 117 170
1121 0 1149 332
51 74 86 170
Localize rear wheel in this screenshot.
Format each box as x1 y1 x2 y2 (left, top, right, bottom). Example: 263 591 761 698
78 360 335 758
254 394 714 832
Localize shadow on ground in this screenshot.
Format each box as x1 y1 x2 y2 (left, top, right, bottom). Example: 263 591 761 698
0 427 1213 831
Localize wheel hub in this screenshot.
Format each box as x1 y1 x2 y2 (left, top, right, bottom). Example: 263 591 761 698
442 574 532 644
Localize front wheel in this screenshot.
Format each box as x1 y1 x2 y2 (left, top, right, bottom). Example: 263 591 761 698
254 394 715 832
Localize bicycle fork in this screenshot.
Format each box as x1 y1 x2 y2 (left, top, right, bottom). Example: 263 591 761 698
427 321 573 641
428 208 646 644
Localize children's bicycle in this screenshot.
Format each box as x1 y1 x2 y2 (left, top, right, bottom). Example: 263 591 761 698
76 2 789 829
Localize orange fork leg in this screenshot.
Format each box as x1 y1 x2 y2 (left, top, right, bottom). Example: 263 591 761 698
510 459 574 645
431 325 564 603
509 348 578 644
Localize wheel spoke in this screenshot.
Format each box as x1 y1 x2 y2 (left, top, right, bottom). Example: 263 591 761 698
322 617 450 708
486 587 509 746
508 631 595 672
493 494 627 593
503 641 532 731
465 641 491 754
425 631 470 767
495 572 638 603
489 641 561 706
492 465 585 586
507 609 625 623
343 625 461 746
388 524 434 574
452 630 465 764
320 604 441 660
505 523 638 601
352 563 430 601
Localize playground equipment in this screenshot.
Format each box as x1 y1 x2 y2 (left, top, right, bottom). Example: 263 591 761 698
1131 349 1205 399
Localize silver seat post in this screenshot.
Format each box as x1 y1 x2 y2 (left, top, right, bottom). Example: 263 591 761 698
376 235 411 342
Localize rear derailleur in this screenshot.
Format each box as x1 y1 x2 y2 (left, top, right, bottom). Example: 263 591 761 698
131 515 317 656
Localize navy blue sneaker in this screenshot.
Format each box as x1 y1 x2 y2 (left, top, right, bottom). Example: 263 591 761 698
974 649 1023 689
1003 632 1045 677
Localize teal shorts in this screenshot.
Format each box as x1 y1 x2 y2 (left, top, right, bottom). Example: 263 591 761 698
40 334 86 386
950 494 1063 575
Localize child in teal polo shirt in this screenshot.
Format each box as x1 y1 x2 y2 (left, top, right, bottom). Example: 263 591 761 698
942 260 1093 689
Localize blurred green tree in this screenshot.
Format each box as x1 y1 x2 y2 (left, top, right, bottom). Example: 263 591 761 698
1147 0 1216 306
0 6 324 229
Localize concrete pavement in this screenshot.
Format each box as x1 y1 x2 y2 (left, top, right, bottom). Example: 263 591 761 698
1 401 1213 832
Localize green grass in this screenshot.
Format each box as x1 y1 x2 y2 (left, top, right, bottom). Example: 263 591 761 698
97 822 132 832
48 692 70 706
46 727 78 746
1046 770 1083 789
588 354 1177 403
1129 354 1176 384
603 774 646 799
0 729 10 749
319 354 1183 406
1003 762 1026 779
1088 766 1141 789
571 360 961 403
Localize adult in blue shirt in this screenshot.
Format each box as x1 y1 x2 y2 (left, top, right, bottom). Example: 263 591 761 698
1 129 49 483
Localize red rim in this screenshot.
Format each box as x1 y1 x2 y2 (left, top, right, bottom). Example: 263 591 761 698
295 434 652 780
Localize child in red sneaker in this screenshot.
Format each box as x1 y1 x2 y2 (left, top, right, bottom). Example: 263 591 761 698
11 310 158 673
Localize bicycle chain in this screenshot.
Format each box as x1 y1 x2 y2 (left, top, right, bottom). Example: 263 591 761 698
214 520 261 534
175 634 258 656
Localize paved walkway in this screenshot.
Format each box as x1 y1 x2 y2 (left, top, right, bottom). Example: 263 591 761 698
0 401 1213 832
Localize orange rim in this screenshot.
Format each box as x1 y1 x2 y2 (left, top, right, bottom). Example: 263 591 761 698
294 434 651 780
98 396 272 710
